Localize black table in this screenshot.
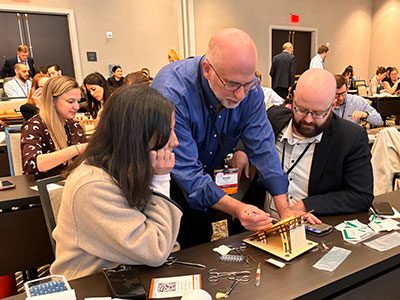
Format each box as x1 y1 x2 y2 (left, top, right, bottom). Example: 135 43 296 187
0 175 54 276
367 95 400 124
6 190 400 299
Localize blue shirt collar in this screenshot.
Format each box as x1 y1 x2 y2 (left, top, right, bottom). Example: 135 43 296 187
199 56 221 111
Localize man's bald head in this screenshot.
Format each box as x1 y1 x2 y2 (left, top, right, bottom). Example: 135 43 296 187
292 69 336 138
295 69 336 109
206 28 257 73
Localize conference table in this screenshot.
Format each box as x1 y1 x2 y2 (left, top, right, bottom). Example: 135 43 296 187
6 190 400 299
0 175 54 276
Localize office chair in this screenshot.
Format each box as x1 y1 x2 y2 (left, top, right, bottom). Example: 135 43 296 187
357 85 368 97
4 125 22 176
36 175 65 253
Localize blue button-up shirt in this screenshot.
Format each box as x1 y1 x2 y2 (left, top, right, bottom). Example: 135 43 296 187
152 56 288 211
333 94 383 127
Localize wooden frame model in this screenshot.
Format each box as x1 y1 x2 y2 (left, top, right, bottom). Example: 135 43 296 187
243 215 318 261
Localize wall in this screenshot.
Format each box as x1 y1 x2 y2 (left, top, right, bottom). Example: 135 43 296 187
0 0 182 82
193 0 373 86
369 0 400 80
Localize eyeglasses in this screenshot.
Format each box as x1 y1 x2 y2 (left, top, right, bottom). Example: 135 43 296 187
206 59 260 92
335 91 347 99
293 101 333 119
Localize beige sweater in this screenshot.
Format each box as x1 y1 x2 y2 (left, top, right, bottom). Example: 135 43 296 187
50 163 182 280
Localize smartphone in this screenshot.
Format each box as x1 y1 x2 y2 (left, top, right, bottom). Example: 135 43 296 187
0 180 16 191
371 202 394 216
305 222 333 236
103 265 147 299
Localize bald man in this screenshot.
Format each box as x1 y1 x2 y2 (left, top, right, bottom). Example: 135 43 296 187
269 42 296 99
266 69 373 216
4 63 32 99
152 28 304 248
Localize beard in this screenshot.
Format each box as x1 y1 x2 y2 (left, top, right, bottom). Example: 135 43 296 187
218 98 241 109
292 111 332 138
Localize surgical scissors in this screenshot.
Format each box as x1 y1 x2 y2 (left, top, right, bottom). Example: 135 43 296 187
225 275 250 296
208 268 251 282
164 256 206 269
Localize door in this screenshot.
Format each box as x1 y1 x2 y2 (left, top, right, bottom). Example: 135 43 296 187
26 13 75 77
271 29 312 76
0 12 23 63
0 11 75 78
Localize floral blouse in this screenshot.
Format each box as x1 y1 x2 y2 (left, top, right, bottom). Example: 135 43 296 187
21 114 87 178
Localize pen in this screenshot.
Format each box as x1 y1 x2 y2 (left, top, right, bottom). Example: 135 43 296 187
255 262 261 287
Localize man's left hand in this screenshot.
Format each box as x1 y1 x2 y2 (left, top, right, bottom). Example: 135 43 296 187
352 111 368 121
229 150 249 178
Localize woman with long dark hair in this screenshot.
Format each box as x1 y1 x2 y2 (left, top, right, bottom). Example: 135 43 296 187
83 72 113 119
51 85 181 280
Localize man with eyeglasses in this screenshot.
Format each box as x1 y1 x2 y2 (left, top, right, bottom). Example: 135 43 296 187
334 74 383 127
152 28 317 248
265 69 373 217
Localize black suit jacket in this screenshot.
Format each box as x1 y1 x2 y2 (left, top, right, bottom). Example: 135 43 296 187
1 56 35 78
267 105 373 215
269 51 296 89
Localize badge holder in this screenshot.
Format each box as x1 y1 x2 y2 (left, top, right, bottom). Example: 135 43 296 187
214 167 239 195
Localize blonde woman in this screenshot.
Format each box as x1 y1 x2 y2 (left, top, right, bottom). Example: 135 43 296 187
21 76 87 178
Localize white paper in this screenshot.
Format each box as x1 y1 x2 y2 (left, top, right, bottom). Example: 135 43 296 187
0 132 5 144
149 274 202 299
313 246 352 272
212 245 232 256
364 232 400 251
30 183 63 191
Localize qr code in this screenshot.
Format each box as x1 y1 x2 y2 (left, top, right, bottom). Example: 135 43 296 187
157 282 177 293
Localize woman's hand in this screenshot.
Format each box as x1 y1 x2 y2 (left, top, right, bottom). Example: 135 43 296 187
31 87 42 106
150 149 175 175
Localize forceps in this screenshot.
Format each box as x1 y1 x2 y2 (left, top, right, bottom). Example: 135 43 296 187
225 275 250 296
208 268 251 282
164 256 206 269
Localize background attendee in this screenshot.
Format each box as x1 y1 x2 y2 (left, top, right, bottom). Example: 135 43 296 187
0 44 35 78
107 65 124 89
342 65 356 89
20 73 50 121
47 64 63 78
51 86 181 280
370 66 387 95
309 45 329 69
269 42 296 99
152 28 317 249
382 67 400 95
84 72 113 119
167 49 181 63
21 76 87 178
334 74 383 127
124 70 151 86
4 63 32 99
267 69 373 216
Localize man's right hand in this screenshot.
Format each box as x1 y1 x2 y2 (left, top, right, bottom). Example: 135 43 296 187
235 202 273 232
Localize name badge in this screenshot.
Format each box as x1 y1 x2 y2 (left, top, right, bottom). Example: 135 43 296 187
214 168 239 195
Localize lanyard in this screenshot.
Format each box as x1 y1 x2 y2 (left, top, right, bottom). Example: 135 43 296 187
14 78 28 97
197 57 231 166
341 101 347 118
281 141 312 175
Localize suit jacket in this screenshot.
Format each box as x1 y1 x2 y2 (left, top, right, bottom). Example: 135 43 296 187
267 105 373 215
0 56 35 78
269 51 296 89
